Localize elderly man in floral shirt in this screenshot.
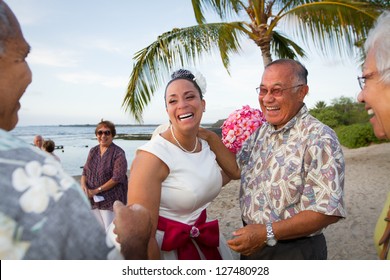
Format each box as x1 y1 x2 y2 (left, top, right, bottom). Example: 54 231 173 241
200 59 345 260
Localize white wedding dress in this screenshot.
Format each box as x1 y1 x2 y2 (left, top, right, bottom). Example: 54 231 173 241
140 135 232 260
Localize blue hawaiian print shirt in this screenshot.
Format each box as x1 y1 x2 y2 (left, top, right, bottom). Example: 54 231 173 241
0 129 119 259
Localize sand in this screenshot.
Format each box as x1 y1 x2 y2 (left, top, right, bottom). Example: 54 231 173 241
208 142 390 260
74 142 390 260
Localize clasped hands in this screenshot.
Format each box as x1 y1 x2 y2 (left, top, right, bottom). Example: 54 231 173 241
81 186 101 198
112 201 152 260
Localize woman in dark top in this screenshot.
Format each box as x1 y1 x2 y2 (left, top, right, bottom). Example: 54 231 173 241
81 120 128 231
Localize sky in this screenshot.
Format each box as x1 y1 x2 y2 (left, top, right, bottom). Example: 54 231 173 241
7 0 363 126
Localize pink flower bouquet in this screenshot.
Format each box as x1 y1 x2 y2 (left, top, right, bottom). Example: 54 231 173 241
221 105 266 154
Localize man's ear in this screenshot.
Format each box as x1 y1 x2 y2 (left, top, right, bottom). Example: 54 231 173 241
299 85 309 100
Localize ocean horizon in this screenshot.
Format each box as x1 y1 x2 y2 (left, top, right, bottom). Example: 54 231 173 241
10 123 222 176
10 124 159 176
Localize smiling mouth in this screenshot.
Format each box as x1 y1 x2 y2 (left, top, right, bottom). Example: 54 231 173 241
266 106 280 111
178 113 194 120
367 108 374 116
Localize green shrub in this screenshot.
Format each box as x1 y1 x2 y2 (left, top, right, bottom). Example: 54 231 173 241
311 107 343 128
310 97 370 128
335 123 388 148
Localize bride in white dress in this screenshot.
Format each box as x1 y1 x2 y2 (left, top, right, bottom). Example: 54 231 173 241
126 69 232 260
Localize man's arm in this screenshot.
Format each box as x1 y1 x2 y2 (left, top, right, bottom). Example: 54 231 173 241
227 210 340 255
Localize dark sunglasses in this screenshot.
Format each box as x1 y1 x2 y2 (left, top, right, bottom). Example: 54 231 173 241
97 130 111 136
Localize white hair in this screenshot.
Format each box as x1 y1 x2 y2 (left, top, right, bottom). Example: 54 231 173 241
364 11 390 85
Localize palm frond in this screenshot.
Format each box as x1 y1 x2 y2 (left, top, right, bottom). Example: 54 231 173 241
191 0 244 24
271 30 307 59
123 0 389 122
275 1 381 59
122 22 247 122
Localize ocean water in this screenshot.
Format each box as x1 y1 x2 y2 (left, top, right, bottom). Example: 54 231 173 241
10 125 157 176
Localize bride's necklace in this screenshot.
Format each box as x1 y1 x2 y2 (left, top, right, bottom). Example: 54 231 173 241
170 125 198 153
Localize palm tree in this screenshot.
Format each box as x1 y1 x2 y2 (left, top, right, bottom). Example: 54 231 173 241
314 101 327 109
123 0 385 123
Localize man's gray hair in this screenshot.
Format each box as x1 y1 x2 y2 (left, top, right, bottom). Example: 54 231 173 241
265 58 308 85
364 11 390 85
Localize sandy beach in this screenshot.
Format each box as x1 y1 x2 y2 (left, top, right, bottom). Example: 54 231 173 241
74 142 390 260
208 142 390 260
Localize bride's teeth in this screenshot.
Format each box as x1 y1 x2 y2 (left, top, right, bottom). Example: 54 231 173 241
368 109 374 115
179 113 193 119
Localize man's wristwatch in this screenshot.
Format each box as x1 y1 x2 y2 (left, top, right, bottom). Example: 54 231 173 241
98 187 102 192
265 222 277 246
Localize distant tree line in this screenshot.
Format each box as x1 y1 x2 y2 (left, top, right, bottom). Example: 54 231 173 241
309 96 388 148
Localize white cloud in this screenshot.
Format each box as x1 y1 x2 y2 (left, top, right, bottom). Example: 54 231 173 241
28 48 79 68
57 72 127 89
77 38 128 55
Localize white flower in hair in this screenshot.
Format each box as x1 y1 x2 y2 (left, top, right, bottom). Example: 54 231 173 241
193 72 207 95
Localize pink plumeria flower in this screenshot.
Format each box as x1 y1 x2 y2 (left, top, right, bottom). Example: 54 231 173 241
221 105 266 154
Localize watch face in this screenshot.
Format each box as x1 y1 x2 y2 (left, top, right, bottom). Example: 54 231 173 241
267 237 277 246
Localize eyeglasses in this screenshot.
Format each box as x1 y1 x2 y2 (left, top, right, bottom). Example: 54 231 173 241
357 68 390 90
256 84 304 97
97 130 111 136
357 72 377 90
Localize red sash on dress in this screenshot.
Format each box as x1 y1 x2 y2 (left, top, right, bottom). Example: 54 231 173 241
157 209 222 260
